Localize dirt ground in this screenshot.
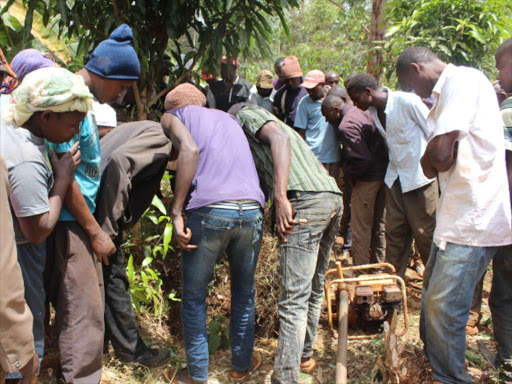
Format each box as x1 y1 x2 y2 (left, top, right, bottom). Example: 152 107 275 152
37 242 499 384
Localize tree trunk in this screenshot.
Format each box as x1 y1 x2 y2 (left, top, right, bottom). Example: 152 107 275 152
367 0 387 84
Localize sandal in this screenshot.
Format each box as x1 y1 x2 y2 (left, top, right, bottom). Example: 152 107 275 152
300 357 316 373
164 367 206 384
230 351 262 382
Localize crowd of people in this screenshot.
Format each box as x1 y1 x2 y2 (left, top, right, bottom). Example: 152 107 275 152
0 22 510 384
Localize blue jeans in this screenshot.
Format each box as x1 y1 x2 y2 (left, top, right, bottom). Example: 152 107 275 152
272 192 343 384
421 243 499 384
489 246 512 383
6 242 46 380
182 204 263 382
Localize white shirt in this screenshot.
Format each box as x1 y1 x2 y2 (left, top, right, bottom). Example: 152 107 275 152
427 64 512 250
369 88 435 192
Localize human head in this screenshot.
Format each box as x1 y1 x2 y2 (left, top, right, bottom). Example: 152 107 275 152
274 57 285 80
7 67 93 143
220 55 239 84
344 74 356 89
1 49 55 94
325 71 340 87
300 70 326 100
496 37 512 94
396 46 445 98
321 95 345 126
256 69 273 98
327 85 352 104
84 24 140 103
281 56 303 90
164 83 206 111
201 69 216 86
346 73 378 111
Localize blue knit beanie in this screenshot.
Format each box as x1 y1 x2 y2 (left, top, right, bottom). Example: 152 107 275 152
85 24 140 80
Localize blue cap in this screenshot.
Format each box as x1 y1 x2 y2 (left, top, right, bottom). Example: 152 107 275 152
85 24 140 80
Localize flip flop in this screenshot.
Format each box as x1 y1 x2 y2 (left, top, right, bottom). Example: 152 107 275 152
164 367 206 384
300 357 316 373
230 351 262 382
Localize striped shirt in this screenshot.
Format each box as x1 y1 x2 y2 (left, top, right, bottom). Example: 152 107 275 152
501 96 512 152
234 106 341 198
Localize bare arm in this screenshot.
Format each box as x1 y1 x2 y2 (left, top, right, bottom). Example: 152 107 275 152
161 113 199 250
296 128 306 140
17 143 81 244
421 130 459 177
256 121 296 241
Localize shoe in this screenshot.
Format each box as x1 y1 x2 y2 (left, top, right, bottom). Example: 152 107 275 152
300 357 316 373
230 351 262 382
466 325 480 335
134 347 170 367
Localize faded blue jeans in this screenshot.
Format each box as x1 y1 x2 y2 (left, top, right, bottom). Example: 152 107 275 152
181 203 263 382
489 246 512 383
272 191 343 384
421 243 501 384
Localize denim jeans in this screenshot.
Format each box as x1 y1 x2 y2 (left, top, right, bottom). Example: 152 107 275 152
421 243 499 384
272 191 343 384
182 204 263 382
6 242 46 380
489 246 512 383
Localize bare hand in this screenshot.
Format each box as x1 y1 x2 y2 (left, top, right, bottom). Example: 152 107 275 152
420 153 438 179
50 142 81 182
20 353 38 384
90 229 116 265
172 215 198 251
275 198 298 242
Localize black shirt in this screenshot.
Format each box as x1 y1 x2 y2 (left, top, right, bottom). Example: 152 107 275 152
207 76 253 112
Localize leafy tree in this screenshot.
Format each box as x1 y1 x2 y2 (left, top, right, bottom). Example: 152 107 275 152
378 0 512 81
1 0 299 119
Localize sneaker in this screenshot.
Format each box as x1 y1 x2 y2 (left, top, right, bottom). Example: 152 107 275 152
134 347 170 367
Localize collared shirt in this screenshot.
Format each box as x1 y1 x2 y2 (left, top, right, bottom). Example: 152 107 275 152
427 64 512 249
501 96 512 152
369 88 435 192
294 95 341 164
273 85 308 127
234 105 340 198
206 76 253 112
338 104 388 182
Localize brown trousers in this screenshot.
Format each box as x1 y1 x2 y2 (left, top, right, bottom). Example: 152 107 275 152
46 221 104 384
350 180 386 266
0 157 34 377
385 179 438 278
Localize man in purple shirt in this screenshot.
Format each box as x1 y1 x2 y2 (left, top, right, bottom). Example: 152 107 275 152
161 84 264 384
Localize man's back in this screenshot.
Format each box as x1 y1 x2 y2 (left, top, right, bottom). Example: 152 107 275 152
168 106 265 210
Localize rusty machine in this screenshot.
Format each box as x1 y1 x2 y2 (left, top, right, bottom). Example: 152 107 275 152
324 262 408 384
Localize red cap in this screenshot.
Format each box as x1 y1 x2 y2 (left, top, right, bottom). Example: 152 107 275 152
201 69 215 80
300 70 326 89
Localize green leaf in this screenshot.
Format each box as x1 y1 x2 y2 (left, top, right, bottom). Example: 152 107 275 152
162 223 173 258
385 25 401 37
0 0 16 16
2 13 23 31
208 320 222 354
151 195 167 215
142 256 153 267
146 214 158 225
126 255 135 282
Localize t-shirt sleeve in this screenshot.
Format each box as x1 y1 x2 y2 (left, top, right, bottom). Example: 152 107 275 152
8 161 50 218
237 107 278 142
293 98 308 130
432 73 477 140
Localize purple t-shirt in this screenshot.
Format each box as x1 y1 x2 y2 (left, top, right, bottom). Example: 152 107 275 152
169 106 265 211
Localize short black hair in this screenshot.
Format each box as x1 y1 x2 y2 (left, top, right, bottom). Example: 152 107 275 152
346 74 378 94
322 94 344 109
274 57 285 66
327 85 350 101
344 73 356 87
396 46 439 75
496 37 512 60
